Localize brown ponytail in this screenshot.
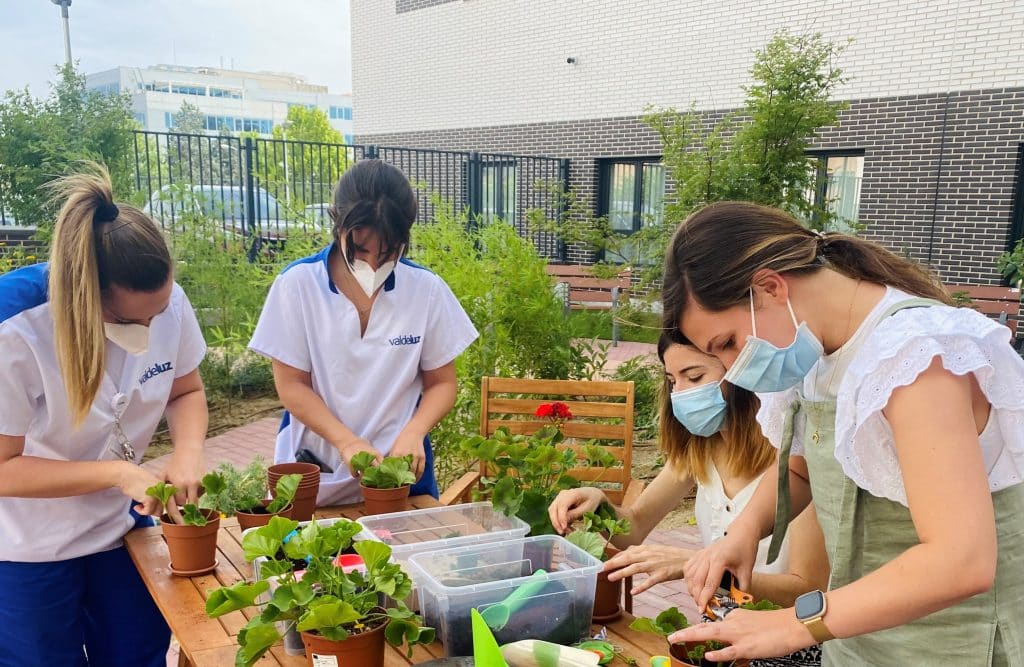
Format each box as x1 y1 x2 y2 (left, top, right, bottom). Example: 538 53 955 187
45 163 172 426
656 333 774 484
663 201 950 332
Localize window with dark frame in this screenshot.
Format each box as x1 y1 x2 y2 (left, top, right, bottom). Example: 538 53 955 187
805 151 865 233
598 157 666 264
1010 144 1024 252
480 161 516 224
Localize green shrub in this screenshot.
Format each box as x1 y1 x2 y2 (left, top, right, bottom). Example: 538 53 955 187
610 355 662 441
410 201 606 486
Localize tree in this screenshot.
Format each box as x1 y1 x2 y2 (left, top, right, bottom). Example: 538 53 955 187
0 64 135 229
531 30 850 292
254 106 350 212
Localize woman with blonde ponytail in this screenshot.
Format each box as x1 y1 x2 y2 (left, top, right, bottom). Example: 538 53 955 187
661 201 1024 666
0 163 208 666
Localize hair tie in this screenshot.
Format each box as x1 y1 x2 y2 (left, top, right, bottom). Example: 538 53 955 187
93 201 120 227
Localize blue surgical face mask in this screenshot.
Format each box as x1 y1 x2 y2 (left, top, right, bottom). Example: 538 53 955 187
671 381 728 437
722 291 823 393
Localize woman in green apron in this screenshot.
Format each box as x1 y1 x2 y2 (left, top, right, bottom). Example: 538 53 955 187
659 201 1024 666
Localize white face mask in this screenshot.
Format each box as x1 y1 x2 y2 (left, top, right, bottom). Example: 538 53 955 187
341 240 401 298
104 322 150 356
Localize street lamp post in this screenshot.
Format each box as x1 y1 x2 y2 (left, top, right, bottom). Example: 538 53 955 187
51 0 73 67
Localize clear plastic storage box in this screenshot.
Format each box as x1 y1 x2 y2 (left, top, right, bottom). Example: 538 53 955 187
407 535 602 657
355 502 529 567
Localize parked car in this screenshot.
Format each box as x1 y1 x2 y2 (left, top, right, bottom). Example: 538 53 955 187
142 185 321 241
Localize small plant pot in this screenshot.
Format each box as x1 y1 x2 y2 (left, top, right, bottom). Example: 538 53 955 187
592 544 622 622
668 641 749 667
236 499 294 532
300 622 386 667
360 483 410 515
269 462 320 521
161 509 220 576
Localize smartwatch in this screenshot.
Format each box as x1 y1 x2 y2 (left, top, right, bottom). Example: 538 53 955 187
794 590 834 643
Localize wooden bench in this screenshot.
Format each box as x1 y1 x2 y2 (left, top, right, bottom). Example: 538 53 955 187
946 284 1021 339
546 264 632 345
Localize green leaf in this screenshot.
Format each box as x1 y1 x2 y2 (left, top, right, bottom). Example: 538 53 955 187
206 580 269 618
490 475 523 518
201 471 227 497
295 597 361 633
350 450 377 476
242 516 299 561
182 504 208 526
267 473 301 513
235 617 281 667
654 607 689 633
628 617 664 636
255 558 292 580
741 599 783 611
269 581 316 616
145 482 177 507
355 539 392 572
566 531 607 561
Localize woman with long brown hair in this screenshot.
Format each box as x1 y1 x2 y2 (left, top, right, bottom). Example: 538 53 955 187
549 332 828 622
0 164 208 665
662 201 1024 665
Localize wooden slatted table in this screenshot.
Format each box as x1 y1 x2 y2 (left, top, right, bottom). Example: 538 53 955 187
125 495 666 666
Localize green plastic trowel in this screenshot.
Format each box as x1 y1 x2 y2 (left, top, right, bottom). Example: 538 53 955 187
472 607 508 667
479 569 548 631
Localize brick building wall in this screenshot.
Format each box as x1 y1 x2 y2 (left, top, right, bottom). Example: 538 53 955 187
361 88 1024 283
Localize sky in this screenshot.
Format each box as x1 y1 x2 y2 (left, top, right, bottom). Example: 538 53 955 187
0 0 352 97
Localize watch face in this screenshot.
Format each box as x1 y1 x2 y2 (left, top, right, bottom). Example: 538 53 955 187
795 590 825 620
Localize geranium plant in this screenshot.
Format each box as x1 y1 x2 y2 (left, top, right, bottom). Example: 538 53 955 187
459 402 617 535
565 505 631 561
351 452 417 489
146 481 207 526
629 608 727 667
206 516 434 666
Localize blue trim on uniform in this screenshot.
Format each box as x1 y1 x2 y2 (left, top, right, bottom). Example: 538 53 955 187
0 546 170 666
399 257 433 273
383 269 396 292
0 262 49 324
409 435 439 499
281 244 337 294
279 410 291 433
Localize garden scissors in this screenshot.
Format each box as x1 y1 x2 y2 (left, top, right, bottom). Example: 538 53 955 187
704 571 753 621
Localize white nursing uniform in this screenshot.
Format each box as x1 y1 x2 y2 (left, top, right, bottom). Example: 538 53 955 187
248 246 478 506
0 263 206 562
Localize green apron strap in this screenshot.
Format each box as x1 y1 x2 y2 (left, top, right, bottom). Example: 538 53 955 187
766 400 800 564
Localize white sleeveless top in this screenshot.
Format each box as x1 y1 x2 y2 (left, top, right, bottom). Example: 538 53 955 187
695 461 791 575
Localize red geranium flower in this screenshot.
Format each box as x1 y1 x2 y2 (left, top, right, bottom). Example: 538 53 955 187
534 404 554 418
551 402 573 420
535 402 573 423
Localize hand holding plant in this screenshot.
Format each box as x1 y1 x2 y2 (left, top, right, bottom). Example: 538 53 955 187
351 452 416 489
565 505 631 562
146 481 206 526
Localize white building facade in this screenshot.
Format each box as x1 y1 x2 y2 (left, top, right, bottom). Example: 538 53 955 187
87 65 354 143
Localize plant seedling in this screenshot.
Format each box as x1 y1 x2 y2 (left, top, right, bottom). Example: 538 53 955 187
146 481 206 526
351 452 416 489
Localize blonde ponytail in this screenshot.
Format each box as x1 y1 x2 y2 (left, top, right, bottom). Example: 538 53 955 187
45 163 172 426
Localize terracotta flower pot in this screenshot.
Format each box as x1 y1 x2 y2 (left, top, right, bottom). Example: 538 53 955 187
668 641 749 667
360 483 410 515
300 621 386 667
236 499 294 532
161 508 220 576
592 544 622 622
269 462 320 521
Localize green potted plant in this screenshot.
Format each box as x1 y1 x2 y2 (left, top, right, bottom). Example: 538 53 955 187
199 459 301 531
206 516 434 667
147 481 220 576
351 452 416 515
459 402 617 537
565 506 631 622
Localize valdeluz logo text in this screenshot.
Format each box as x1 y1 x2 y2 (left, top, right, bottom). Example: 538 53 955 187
389 334 422 346
140 361 173 384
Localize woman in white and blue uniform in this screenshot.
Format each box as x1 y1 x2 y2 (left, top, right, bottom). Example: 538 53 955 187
0 166 208 665
250 160 478 505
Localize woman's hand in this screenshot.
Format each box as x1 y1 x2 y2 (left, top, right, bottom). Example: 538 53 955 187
683 524 760 610
605 544 696 593
667 608 815 662
116 462 169 518
389 428 427 480
161 445 204 506
548 487 606 534
336 436 381 476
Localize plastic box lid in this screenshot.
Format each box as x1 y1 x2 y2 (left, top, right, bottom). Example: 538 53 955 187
355 501 529 562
